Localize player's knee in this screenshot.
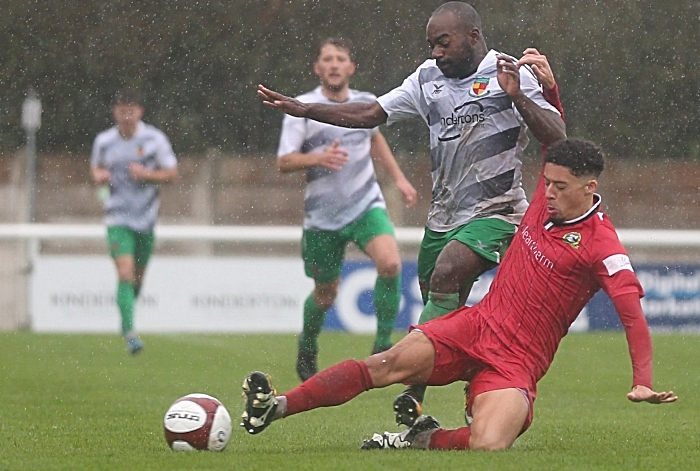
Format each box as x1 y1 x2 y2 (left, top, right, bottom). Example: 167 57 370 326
313 284 339 309
365 349 407 387
377 258 401 278
430 262 461 292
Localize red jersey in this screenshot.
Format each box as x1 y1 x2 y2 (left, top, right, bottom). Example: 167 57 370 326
475 171 647 385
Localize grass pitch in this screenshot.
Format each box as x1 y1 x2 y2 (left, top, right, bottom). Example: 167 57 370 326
0 331 697 470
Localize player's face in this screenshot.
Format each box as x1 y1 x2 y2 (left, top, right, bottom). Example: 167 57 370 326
543 163 598 225
314 45 355 93
426 12 479 79
113 103 144 138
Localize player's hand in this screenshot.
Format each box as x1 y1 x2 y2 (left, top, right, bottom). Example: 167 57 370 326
92 167 111 185
518 48 556 90
128 162 151 181
626 385 678 404
496 55 522 98
257 84 309 118
316 139 349 171
396 177 418 208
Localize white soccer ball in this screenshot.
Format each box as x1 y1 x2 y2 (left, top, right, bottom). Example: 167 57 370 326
163 393 232 451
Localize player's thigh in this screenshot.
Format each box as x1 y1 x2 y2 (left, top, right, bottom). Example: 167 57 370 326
133 231 155 268
107 226 137 281
431 219 516 287
365 330 435 387
416 228 449 303
448 218 516 269
301 228 346 284
469 388 529 450
363 234 401 278
350 208 400 275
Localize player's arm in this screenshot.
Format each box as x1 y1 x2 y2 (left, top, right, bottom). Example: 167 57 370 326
496 55 566 147
611 292 677 404
258 84 388 129
278 140 349 173
369 132 417 208
90 165 111 185
128 163 179 184
518 48 565 122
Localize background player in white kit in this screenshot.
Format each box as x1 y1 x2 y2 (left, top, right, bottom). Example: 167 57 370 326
90 89 179 354
276 37 418 381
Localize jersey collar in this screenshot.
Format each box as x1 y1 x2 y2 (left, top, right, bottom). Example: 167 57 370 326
544 194 602 230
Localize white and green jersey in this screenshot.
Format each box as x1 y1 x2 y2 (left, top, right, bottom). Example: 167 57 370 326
90 121 177 233
277 87 386 231
377 49 560 232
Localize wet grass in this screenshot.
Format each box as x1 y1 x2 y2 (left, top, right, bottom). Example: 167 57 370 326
0 331 697 470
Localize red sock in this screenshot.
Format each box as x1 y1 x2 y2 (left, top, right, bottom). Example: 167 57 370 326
284 360 374 417
428 427 471 450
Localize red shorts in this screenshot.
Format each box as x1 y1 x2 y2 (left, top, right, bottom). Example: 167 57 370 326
411 306 536 433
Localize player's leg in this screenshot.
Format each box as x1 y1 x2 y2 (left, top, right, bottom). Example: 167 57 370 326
355 208 402 354
132 231 155 299
241 330 436 435
395 219 516 425
108 226 142 354
424 388 530 451
297 229 345 381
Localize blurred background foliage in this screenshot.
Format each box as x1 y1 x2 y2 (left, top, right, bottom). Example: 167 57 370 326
1 0 698 160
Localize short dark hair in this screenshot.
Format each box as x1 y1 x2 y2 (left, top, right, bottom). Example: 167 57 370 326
317 37 354 62
113 89 142 106
544 138 605 178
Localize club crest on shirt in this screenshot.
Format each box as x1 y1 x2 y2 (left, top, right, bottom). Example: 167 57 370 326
562 232 582 249
469 77 490 97
137 145 145 157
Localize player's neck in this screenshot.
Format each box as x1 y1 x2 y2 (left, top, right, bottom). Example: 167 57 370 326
321 85 350 103
118 123 139 139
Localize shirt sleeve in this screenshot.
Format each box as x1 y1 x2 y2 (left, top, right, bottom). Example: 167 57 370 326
277 114 307 157
542 83 565 122
376 66 423 125
611 292 653 389
90 135 103 167
155 132 178 169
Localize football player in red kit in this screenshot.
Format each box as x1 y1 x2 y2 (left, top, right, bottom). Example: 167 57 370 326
239 138 676 451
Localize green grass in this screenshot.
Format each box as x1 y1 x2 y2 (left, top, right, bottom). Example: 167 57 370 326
0 331 697 470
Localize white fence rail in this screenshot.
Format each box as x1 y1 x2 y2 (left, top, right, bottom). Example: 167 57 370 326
1 224 700 246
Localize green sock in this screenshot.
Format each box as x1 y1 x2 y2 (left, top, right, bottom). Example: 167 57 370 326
374 275 401 349
418 292 460 324
299 294 327 352
117 280 135 335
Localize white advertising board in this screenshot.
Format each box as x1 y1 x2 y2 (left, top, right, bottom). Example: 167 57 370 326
30 256 588 334
31 256 313 333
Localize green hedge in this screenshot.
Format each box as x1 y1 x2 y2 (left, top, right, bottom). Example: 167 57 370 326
1 0 697 160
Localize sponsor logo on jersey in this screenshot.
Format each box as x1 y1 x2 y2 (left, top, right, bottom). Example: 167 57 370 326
469 77 490 97
439 100 485 135
562 232 582 249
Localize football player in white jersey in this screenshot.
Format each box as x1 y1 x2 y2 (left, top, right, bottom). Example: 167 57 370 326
90 90 179 354
259 3 566 422
276 38 417 382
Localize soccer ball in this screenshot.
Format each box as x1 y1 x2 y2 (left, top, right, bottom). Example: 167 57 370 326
163 393 232 451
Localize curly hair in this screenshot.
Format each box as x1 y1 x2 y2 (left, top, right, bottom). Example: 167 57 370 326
544 139 605 178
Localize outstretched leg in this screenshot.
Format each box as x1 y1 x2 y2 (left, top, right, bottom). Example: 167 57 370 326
241 331 436 434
